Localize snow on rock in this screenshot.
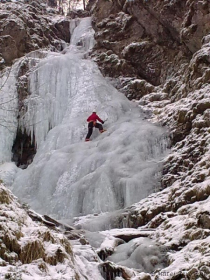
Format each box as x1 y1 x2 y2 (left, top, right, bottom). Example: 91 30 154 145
163 236 210 280
0 1 71 67
72 242 104 280
116 179 210 279
120 36 210 276
0 183 103 280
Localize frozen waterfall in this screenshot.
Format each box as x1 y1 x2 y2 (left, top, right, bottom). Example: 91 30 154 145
8 17 169 221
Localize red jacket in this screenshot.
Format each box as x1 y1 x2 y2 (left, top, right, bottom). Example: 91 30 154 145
87 113 103 123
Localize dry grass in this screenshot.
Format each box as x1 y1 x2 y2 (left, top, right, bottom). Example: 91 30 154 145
39 230 56 243
0 188 11 204
37 260 48 272
60 237 73 256
44 248 66 266
19 240 45 264
0 232 20 264
3 233 21 254
0 185 75 271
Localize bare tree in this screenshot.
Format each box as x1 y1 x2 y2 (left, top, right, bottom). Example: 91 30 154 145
0 68 19 133
60 0 88 14
67 0 80 12
0 68 11 92
83 0 89 10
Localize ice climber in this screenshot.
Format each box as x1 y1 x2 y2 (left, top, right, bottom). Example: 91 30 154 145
85 111 106 141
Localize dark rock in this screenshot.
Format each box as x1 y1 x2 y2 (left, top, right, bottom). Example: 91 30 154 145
0 1 71 67
0 35 18 64
197 212 210 229
43 215 75 231
99 261 132 280
12 129 36 169
67 9 90 18
113 232 151 242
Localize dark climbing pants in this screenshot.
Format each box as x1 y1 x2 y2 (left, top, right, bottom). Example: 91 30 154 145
85 122 103 140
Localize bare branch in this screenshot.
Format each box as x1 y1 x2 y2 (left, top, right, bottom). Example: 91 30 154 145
0 67 12 92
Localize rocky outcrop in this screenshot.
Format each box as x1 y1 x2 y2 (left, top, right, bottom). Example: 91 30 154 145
87 1 210 279
89 0 210 96
99 261 136 280
0 184 104 279
0 184 77 277
0 1 71 69
68 9 90 18
89 0 210 228
90 0 210 184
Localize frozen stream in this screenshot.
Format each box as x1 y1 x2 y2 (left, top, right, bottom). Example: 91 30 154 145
2 17 168 224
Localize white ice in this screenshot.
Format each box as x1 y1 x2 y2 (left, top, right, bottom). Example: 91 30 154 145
0 162 18 186
9 17 169 222
107 237 166 273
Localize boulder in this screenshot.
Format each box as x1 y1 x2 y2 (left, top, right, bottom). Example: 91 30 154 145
0 35 18 64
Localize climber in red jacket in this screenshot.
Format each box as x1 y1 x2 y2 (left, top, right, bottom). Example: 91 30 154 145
85 111 106 141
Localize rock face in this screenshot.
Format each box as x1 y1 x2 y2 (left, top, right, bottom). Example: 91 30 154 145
0 184 103 279
0 0 71 69
0 184 76 277
89 0 210 175
89 0 210 96
88 1 210 278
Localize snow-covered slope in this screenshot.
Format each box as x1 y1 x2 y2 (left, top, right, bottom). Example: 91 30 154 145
0 183 104 280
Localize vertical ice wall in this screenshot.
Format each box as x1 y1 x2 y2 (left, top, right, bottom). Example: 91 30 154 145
70 17 95 51
11 17 169 220
0 66 18 163
18 17 96 149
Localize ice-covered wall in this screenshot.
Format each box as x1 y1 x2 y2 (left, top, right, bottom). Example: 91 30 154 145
70 17 95 52
11 17 169 221
19 18 95 148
